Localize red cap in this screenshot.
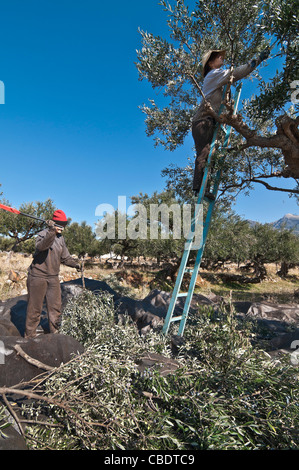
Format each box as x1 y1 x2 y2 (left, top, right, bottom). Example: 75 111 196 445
52 209 68 226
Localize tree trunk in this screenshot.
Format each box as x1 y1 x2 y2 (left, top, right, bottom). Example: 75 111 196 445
277 261 289 278
253 260 267 281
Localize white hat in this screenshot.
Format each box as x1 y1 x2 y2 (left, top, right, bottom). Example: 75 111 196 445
202 49 226 76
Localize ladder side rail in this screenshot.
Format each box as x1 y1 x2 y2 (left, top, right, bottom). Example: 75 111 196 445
162 246 192 334
221 83 243 148
177 85 243 335
177 85 243 336
196 84 229 203
177 199 216 335
162 205 203 334
162 87 228 335
162 179 209 334
162 207 204 334
162 84 242 336
196 121 221 202
208 83 243 195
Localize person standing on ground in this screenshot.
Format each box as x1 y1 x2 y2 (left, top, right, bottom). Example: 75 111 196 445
25 209 80 338
192 47 270 197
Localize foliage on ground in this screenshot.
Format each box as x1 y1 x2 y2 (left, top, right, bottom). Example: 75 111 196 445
18 290 299 450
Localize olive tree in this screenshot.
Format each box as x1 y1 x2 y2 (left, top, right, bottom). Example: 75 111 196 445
63 221 102 258
0 198 56 251
136 0 299 199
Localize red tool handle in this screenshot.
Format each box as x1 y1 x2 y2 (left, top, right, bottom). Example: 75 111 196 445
0 203 21 215
0 203 46 223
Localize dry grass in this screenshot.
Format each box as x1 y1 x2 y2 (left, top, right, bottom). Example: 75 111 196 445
0 252 81 301
198 263 299 304
0 252 298 304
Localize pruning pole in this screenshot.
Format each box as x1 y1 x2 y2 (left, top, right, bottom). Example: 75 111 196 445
0 203 46 223
0 203 66 228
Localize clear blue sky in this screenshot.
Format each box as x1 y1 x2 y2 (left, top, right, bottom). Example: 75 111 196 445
0 0 297 230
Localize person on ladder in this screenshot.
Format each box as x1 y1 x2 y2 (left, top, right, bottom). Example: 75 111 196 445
192 47 270 199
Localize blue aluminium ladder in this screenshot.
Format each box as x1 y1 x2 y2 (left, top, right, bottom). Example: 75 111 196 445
162 84 242 336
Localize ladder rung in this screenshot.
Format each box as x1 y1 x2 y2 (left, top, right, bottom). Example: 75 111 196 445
170 316 183 323
184 268 193 273
177 293 188 297
203 196 216 203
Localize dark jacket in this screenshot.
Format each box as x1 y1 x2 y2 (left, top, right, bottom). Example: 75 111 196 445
28 227 79 277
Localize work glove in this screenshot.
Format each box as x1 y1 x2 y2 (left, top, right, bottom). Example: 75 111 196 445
46 220 56 229
76 263 82 272
250 47 270 68
259 47 270 62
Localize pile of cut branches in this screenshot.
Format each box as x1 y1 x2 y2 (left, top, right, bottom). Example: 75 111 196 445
1 291 299 450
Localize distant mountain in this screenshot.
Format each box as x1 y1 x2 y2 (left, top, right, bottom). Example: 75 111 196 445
246 214 299 234
271 213 299 234
246 219 259 228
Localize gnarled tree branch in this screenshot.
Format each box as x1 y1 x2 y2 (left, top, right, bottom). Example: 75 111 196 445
207 107 299 179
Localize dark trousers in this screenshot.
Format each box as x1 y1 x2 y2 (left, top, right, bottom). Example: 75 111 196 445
25 274 62 338
192 117 215 191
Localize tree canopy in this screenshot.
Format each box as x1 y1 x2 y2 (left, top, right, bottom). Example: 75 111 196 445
63 221 103 258
0 198 56 250
136 0 299 200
